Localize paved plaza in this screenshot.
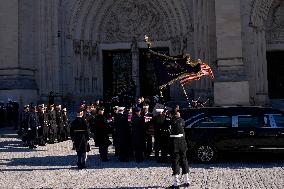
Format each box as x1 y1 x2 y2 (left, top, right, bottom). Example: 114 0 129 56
0 136 284 189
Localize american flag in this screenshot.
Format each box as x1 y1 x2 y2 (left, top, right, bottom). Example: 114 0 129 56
179 63 214 86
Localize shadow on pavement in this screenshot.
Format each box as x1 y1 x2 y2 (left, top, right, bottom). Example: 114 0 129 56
0 140 47 153
190 152 284 169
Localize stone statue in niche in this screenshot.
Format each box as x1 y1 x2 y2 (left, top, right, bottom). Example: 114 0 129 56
73 40 81 54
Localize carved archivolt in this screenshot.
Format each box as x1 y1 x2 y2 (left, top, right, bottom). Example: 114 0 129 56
250 0 274 29
99 0 169 42
266 0 284 44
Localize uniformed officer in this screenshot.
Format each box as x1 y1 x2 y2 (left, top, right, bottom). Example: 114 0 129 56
70 110 90 169
114 107 131 162
93 107 111 162
153 108 170 162
27 106 39 149
55 105 65 142
18 105 30 146
143 104 154 158
62 108 70 140
131 107 146 163
169 109 190 188
47 104 57 144
37 104 47 146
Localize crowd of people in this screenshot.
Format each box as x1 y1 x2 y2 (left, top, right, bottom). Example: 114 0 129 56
70 97 189 188
11 96 189 188
0 99 19 129
17 103 70 149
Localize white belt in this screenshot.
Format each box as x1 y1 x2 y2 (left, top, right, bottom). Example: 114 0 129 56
170 134 184 138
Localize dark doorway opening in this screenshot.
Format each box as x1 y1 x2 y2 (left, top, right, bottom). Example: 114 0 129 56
103 50 132 99
139 48 171 100
267 51 284 99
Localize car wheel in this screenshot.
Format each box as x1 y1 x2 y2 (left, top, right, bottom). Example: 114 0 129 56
195 144 216 163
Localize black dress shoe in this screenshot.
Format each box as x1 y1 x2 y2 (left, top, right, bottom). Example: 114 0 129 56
184 183 190 187
169 185 180 189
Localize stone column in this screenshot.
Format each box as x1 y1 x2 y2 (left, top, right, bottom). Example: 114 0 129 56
131 38 140 98
214 0 250 105
0 0 38 105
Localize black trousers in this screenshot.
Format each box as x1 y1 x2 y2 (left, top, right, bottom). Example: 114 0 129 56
171 150 189 175
99 144 109 161
134 150 144 163
77 152 87 166
145 134 153 157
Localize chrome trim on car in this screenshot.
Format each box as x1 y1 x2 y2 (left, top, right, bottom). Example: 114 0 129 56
184 113 205 123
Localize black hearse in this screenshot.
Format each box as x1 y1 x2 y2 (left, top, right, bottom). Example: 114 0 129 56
180 106 284 163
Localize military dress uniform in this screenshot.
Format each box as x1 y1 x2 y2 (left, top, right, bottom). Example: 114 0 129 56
169 114 189 188
19 107 30 146
93 110 111 161
70 116 90 169
56 109 65 142
27 109 39 149
114 109 131 162
153 110 170 162
47 108 57 143
37 109 47 146
131 108 146 163
144 111 154 158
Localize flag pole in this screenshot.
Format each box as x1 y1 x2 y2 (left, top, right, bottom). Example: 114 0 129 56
180 83 192 107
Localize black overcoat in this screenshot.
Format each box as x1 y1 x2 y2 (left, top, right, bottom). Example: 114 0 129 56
70 117 90 153
131 114 146 151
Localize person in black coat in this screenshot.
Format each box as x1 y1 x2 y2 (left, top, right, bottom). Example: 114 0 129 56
153 108 170 163
93 107 111 162
169 109 189 188
70 110 90 169
47 104 57 144
114 107 131 162
131 107 146 163
37 104 47 146
27 106 39 149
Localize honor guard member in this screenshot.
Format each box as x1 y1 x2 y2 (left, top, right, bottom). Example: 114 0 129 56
88 108 98 147
169 109 189 188
37 104 47 146
131 107 146 163
93 107 111 162
153 108 168 162
27 106 39 149
62 108 70 140
111 106 119 156
19 105 30 146
70 110 90 169
143 104 154 158
114 107 131 162
55 105 65 142
47 104 57 143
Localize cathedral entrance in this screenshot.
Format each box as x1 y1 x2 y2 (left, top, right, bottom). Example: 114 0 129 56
267 51 284 99
103 50 133 99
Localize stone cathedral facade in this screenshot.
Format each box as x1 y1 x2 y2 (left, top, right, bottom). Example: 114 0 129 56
0 0 283 107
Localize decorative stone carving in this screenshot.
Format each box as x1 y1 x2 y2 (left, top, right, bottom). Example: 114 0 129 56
266 1 284 44
250 0 274 29
101 0 168 42
73 39 81 54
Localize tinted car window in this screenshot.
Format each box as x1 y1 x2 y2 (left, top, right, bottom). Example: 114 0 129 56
211 116 231 127
273 115 284 128
238 115 264 128
192 116 231 128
